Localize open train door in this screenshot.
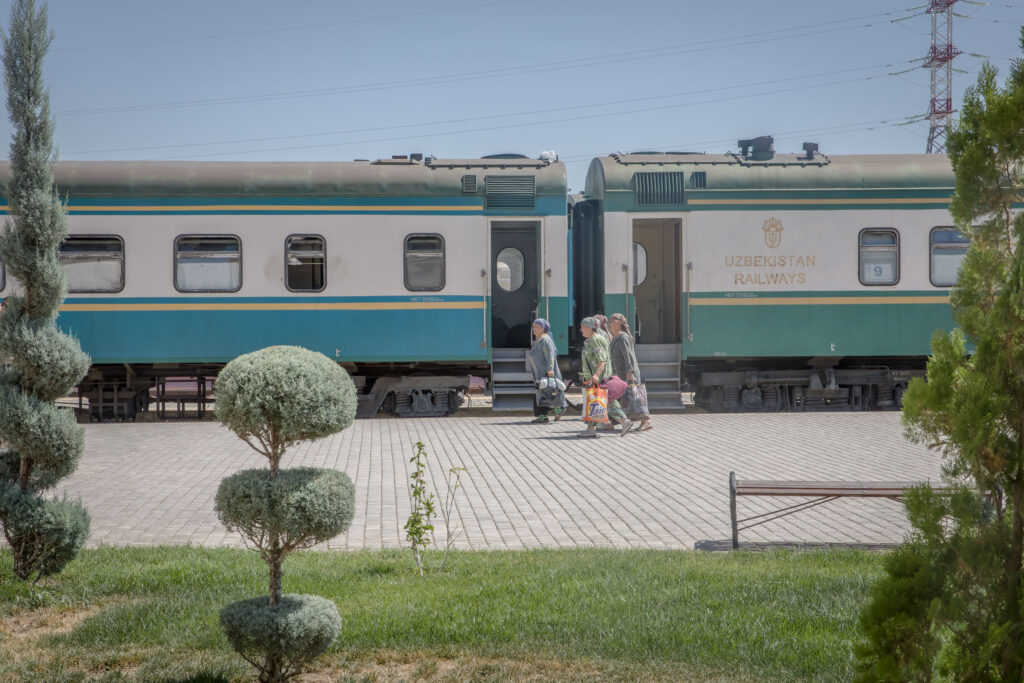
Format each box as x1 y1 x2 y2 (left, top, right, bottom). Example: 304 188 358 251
490 221 540 348
632 218 681 344
489 221 541 411
632 218 684 410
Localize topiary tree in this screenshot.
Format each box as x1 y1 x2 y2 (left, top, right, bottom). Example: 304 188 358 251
0 0 90 583
214 345 357 683
855 30 1024 680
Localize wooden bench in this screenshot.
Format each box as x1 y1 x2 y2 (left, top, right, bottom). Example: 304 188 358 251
728 472 952 549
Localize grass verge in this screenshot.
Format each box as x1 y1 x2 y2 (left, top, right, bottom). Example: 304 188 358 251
0 546 882 681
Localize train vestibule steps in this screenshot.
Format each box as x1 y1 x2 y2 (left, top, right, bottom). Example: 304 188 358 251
490 347 536 412
636 343 685 411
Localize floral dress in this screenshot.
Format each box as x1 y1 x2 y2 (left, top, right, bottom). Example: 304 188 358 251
581 332 626 422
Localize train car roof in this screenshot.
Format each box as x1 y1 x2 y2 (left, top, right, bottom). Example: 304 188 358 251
0 158 567 197
585 152 955 205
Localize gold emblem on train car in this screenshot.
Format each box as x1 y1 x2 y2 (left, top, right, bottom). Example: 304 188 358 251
762 217 783 249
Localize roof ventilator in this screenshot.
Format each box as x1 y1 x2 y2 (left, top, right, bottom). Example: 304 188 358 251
634 171 685 206
485 175 535 209
738 136 775 161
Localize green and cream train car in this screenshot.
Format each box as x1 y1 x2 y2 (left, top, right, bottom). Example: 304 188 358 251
573 138 962 411
0 155 570 419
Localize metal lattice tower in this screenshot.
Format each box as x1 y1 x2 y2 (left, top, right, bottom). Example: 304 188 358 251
924 0 961 153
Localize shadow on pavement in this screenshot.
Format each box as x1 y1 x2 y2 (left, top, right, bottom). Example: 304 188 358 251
694 539 900 552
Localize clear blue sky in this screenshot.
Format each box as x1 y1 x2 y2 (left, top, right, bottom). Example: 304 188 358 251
1 0 1021 191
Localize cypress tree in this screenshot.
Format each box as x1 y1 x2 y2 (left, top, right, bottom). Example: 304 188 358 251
855 29 1024 680
0 0 90 582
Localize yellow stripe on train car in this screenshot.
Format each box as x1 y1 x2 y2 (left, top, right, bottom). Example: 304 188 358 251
59 301 488 312
64 205 481 213
688 296 951 306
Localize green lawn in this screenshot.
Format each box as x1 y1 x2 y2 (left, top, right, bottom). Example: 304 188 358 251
0 547 883 682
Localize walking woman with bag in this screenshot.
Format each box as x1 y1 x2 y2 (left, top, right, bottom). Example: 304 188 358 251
578 316 630 437
609 313 653 432
527 318 566 423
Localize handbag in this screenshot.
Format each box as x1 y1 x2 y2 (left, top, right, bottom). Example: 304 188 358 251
600 375 628 402
622 383 649 416
583 384 609 423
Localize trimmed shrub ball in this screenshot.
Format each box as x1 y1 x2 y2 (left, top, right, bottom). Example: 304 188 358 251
220 593 342 670
215 467 355 551
214 346 357 455
0 484 90 579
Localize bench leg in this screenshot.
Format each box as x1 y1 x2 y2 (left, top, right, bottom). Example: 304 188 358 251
730 471 739 549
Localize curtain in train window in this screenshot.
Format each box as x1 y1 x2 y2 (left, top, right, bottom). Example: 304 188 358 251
286 235 325 292
59 236 124 292
930 227 969 287
175 236 241 292
404 234 445 291
859 229 899 285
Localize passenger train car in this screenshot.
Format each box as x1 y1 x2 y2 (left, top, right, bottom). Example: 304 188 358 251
573 137 962 411
0 156 570 418
0 138 968 417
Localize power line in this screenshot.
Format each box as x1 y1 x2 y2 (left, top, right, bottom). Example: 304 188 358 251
136 70 919 160
66 60 916 155
55 6 925 117
54 0 531 52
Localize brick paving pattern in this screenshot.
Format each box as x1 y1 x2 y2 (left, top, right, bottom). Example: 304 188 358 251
60 412 943 550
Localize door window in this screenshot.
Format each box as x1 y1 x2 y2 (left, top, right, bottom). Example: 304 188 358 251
632 242 648 286
495 247 525 292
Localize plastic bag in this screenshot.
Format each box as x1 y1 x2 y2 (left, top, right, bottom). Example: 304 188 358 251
584 384 609 423
621 383 650 417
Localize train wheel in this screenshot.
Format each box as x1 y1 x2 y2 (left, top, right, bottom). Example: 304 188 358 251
894 384 907 408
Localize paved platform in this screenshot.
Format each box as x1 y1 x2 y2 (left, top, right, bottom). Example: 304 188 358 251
59 412 942 550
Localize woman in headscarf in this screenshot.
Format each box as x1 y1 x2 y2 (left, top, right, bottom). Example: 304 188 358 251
609 312 653 432
578 316 630 437
527 318 566 423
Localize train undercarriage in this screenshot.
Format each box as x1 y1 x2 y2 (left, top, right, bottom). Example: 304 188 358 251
76 361 482 422
689 358 925 412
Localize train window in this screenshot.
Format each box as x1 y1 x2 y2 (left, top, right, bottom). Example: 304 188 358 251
404 234 445 291
0 259 4 292
930 227 970 287
858 229 899 286
59 236 124 293
496 247 524 292
632 243 648 286
285 235 325 292
175 235 241 292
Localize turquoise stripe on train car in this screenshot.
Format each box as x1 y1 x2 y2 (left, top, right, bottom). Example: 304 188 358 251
601 189 954 213
682 290 955 358
56 295 572 363
483 296 570 356
0 195 566 216
57 298 489 364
